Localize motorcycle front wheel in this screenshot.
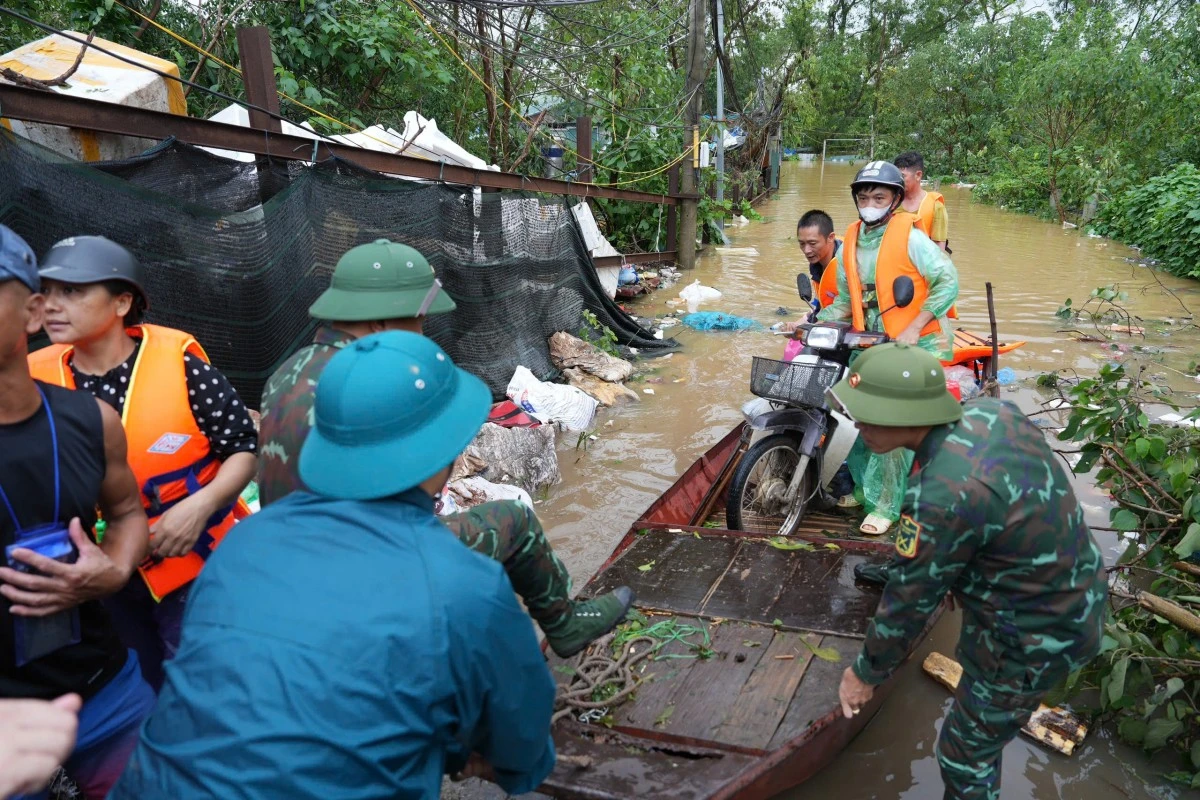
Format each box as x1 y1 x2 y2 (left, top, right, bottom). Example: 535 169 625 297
725 433 814 535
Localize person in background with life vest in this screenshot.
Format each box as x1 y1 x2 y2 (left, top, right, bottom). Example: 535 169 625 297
0 225 154 800
894 151 949 252
257 240 633 658
28 236 257 692
793 209 842 325
816 161 959 535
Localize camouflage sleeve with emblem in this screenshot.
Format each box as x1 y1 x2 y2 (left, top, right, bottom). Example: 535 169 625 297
851 475 994 685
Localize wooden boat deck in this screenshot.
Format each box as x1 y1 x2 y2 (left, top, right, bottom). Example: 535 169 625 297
539 425 938 800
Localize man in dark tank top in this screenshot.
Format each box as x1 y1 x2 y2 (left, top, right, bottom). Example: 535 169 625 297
0 226 154 800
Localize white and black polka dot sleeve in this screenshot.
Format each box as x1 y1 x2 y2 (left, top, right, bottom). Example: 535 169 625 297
183 354 258 460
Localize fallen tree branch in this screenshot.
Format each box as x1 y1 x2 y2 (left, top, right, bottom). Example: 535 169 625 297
1138 591 1200 636
1172 561 1200 579
0 31 93 91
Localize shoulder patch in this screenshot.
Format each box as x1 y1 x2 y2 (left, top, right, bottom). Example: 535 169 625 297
895 515 921 558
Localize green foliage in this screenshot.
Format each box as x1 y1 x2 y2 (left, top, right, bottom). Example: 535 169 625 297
1094 163 1200 279
1053 360 1200 774
578 309 620 359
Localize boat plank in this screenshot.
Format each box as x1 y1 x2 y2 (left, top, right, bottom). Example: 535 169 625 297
613 620 707 730
711 631 818 749
659 623 774 742
542 723 758 800
767 634 861 749
766 549 884 636
700 542 799 621
588 531 742 614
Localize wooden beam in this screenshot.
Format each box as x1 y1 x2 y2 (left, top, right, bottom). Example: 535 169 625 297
575 115 592 183
922 652 1088 756
0 85 678 206
236 27 281 134
593 251 676 267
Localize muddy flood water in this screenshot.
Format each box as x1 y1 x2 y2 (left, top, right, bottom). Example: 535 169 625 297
529 161 1199 800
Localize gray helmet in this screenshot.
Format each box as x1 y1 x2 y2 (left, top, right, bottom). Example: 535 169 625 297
850 160 906 201
39 236 149 310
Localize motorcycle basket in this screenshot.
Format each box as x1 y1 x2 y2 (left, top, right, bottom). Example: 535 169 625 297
749 356 842 407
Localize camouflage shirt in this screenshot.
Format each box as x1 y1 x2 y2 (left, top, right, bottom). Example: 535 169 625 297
257 326 353 507
853 398 1106 686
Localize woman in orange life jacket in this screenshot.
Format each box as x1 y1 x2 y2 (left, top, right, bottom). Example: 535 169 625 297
28 236 257 691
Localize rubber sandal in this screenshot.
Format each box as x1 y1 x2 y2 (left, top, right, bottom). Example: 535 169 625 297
859 514 893 536
836 494 861 509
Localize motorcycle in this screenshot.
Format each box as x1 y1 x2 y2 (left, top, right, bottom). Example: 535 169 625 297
724 274 915 535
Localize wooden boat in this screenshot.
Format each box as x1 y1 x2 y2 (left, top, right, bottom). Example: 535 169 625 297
538 425 945 800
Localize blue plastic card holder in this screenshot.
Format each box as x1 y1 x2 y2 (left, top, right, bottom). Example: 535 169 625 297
1 385 82 667
6 523 81 667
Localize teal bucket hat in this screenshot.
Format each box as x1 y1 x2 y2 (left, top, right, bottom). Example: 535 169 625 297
298 331 490 500
309 239 457 322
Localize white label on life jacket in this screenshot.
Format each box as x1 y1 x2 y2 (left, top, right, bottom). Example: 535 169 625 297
148 433 192 455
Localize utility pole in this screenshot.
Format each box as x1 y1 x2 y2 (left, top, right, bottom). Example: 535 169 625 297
714 0 726 235
678 0 707 270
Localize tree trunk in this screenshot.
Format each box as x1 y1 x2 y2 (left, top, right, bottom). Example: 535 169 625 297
475 8 499 164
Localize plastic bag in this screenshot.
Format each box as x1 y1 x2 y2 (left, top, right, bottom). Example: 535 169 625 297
618 265 638 285
679 280 722 313
506 366 597 431
438 476 535 515
681 312 758 331
944 365 981 401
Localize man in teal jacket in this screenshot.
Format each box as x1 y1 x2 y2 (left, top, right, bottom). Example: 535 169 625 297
110 332 556 799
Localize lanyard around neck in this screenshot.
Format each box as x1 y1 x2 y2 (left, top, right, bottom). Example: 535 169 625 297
0 385 61 537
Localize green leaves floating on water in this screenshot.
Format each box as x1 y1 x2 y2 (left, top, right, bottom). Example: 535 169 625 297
767 537 815 551
638 560 656 572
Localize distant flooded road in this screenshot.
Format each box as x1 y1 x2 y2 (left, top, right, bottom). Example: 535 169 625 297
534 161 1195 799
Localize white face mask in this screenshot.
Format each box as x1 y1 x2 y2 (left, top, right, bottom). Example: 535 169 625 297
859 205 891 225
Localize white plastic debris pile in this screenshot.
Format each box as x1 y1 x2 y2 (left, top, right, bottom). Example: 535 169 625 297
506 366 598 431
201 104 320 162
438 476 535 516
679 280 723 313
0 33 188 161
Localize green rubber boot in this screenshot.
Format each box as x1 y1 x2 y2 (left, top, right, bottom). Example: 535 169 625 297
853 561 891 586
545 587 636 658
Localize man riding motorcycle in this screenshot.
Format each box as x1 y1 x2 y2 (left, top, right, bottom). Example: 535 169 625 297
815 161 959 535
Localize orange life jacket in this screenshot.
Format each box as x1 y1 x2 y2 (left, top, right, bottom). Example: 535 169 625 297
817 254 840 308
28 324 250 601
904 190 945 240
840 218 943 340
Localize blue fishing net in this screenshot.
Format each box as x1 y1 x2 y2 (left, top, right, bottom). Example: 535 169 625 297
681 312 760 331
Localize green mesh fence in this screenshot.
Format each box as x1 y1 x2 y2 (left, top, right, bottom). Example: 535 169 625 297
0 130 672 407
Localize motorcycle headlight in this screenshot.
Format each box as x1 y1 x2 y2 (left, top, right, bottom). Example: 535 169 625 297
803 325 841 350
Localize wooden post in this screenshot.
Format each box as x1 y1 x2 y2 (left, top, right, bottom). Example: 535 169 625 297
984 282 1000 398
576 115 592 183
236 27 281 134
236 27 284 200
666 164 679 255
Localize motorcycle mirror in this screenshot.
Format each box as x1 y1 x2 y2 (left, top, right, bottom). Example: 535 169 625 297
796 274 814 302
892 276 916 308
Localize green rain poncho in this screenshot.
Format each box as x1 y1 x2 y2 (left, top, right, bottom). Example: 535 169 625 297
817 221 959 523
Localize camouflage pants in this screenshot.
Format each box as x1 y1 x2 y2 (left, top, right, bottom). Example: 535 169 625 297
936 666 1051 800
441 500 574 631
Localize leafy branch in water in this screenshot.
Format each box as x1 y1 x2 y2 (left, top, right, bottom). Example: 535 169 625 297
578 309 620 358
1049 360 1200 784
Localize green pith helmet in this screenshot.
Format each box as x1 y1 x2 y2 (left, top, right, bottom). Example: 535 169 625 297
827 343 962 427
308 239 456 322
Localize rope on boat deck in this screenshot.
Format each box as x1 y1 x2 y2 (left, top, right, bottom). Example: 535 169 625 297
552 618 715 726
552 633 658 725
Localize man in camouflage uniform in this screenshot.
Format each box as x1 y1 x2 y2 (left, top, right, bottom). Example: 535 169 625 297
257 239 632 657
828 343 1106 800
